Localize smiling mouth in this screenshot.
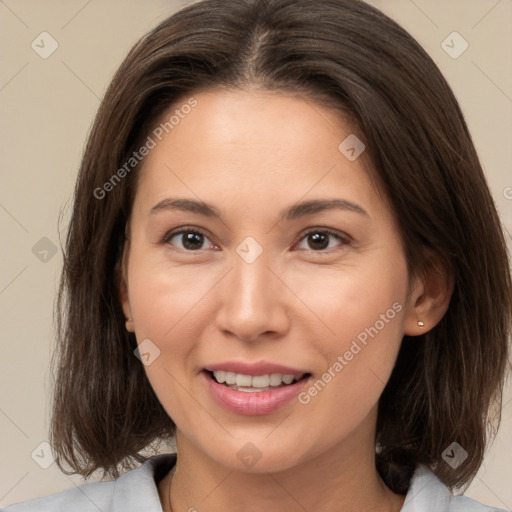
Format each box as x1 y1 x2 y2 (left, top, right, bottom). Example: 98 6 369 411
205 370 311 393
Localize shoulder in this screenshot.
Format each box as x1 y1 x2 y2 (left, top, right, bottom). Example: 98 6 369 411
403 464 509 512
2 453 176 512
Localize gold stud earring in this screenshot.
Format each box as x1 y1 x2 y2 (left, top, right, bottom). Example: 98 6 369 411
125 317 134 331
417 320 425 327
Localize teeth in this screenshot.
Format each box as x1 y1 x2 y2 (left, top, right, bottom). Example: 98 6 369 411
281 374 295 385
214 370 226 383
252 375 270 387
269 373 282 386
235 374 252 387
212 371 303 389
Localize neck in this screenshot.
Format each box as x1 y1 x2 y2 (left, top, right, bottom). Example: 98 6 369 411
160 421 406 512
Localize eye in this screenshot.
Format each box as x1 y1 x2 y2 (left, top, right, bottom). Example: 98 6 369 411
163 227 216 252
162 226 350 254
295 228 350 252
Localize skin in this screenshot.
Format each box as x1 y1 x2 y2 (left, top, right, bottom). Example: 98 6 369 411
120 88 452 512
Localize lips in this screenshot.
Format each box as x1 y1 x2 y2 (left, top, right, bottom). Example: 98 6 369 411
202 361 311 415
205 361 307 377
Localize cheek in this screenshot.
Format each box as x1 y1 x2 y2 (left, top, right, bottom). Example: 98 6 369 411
293 247 408 406
291 248 408 346
125 246 231 418
125 254 208 425
127 245 220 343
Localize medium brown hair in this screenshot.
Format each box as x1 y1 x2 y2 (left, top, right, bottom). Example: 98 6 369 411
51 0 512 494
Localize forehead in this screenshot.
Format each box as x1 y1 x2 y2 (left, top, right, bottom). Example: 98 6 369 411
133 89 383 219
147 89 348 157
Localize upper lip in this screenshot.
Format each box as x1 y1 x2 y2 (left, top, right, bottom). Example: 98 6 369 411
204 361 308 377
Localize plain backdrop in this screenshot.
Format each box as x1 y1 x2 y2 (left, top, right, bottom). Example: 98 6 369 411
1 0 511 509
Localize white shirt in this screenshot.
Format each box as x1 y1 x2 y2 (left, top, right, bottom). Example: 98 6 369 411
2 453 508 511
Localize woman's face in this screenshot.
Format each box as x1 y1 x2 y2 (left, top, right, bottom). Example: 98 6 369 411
121 88 419 472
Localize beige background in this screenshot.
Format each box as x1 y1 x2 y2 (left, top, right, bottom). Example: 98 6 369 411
1 0 511 509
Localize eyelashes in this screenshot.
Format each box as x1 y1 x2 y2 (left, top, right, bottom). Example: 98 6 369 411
162 225 351 254
163 227 216 251
295 228 351 252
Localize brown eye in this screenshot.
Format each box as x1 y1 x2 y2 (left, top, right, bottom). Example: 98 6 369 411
164 229 214 251
296 229 349 252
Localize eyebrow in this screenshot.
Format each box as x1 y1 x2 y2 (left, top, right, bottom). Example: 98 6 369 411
149 197 369 221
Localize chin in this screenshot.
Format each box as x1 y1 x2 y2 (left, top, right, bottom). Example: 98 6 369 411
197 434 314 475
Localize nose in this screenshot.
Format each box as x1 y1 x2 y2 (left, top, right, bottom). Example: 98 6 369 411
215 247 290 342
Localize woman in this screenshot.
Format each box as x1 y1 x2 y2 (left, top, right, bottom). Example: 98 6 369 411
5 0 511 510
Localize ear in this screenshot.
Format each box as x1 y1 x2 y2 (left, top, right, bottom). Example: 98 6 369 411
404 256 454 336
118 222 134 332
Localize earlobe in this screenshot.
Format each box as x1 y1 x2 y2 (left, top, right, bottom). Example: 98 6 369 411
118 232 134 332
404 260 454 336
121 279 134 332
125 317 134 332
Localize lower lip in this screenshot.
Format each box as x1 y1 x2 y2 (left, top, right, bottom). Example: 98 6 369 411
203 371 310 416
